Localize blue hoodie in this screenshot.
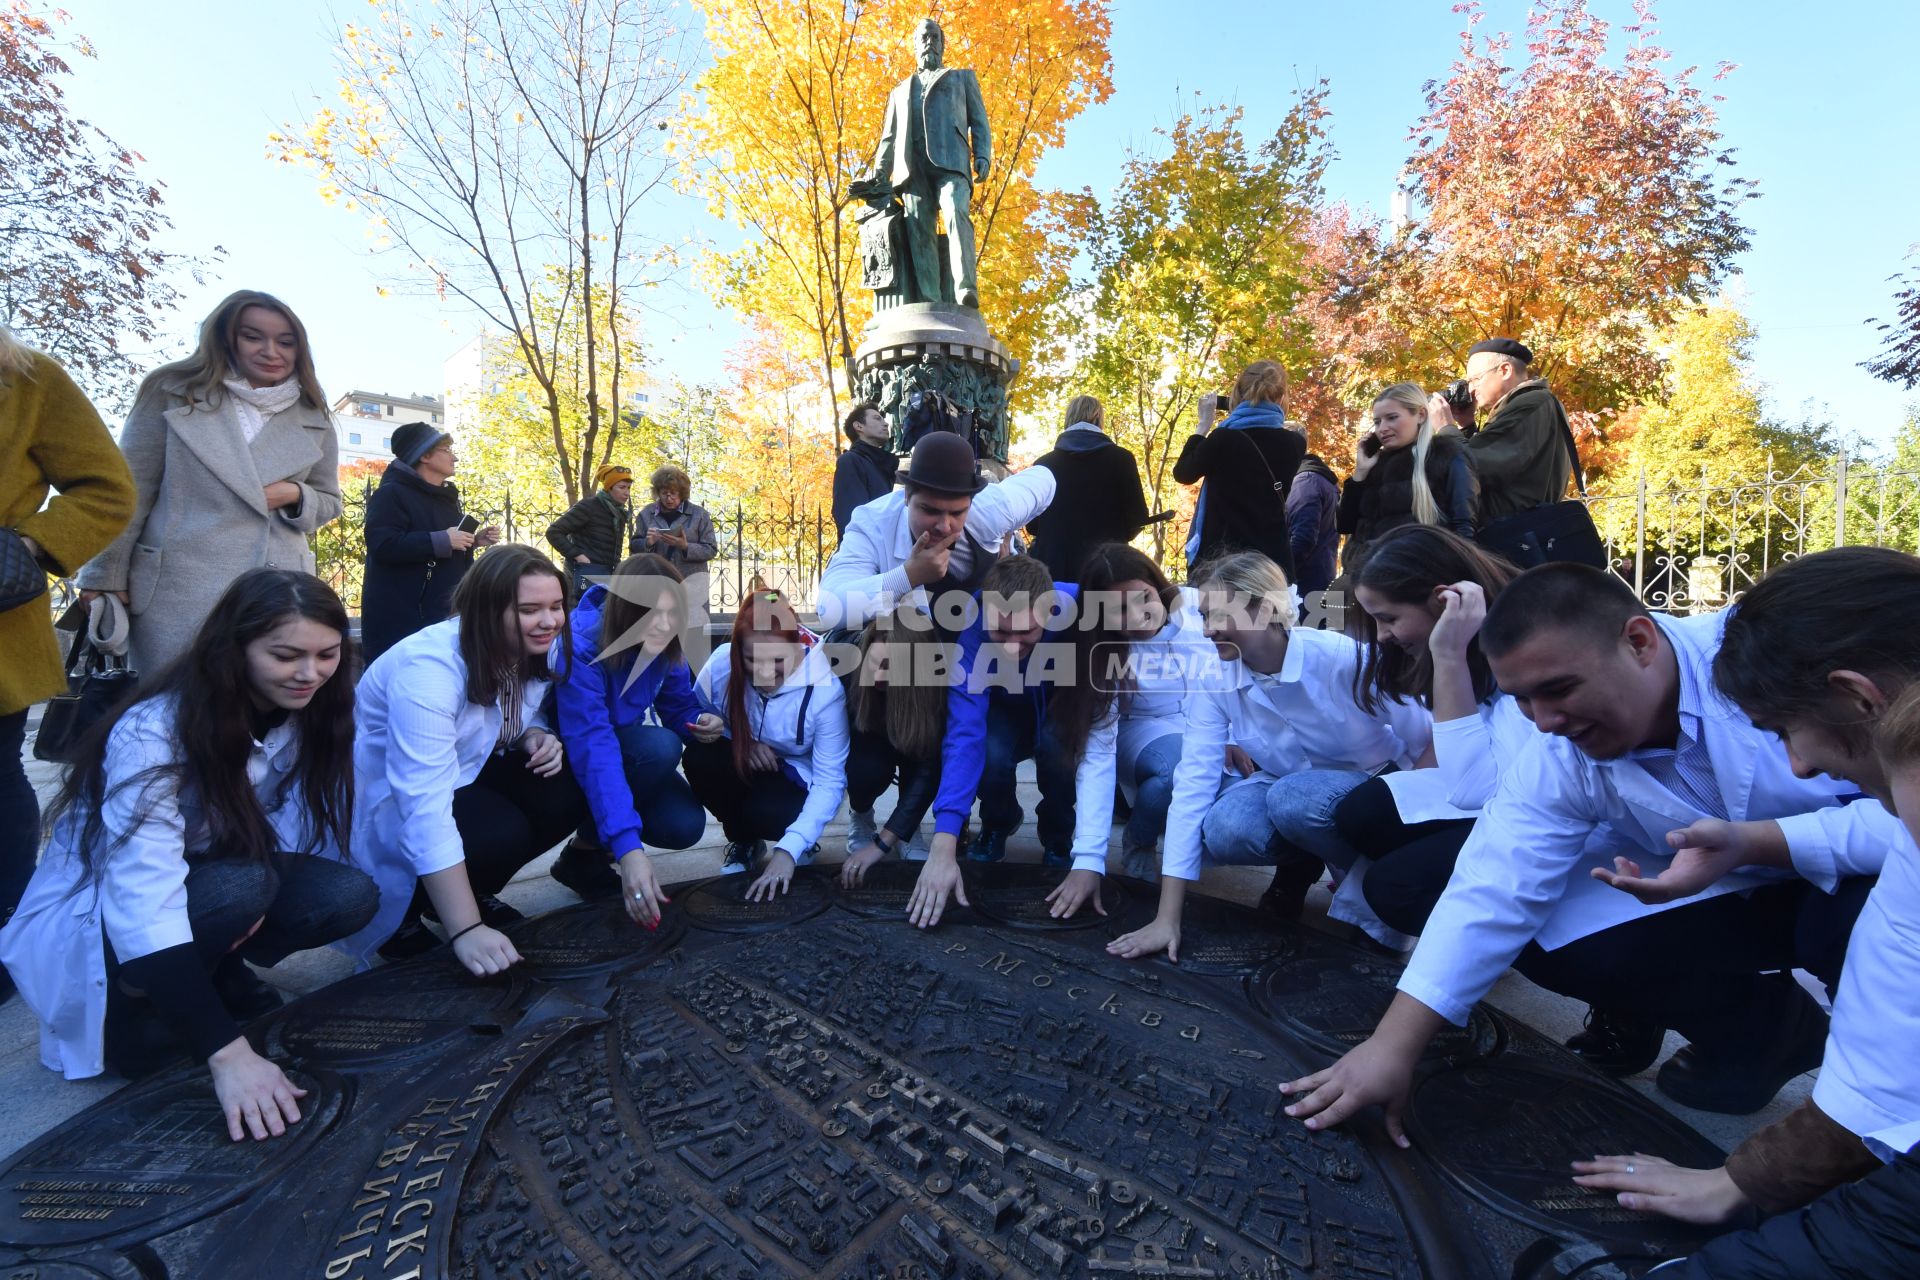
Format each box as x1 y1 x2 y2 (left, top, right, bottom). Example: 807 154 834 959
553 583 703 855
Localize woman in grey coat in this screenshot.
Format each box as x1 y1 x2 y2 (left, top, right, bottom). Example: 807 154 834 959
78 290 342 675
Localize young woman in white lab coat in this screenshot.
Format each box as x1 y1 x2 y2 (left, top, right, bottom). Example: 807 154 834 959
0 570 376 1141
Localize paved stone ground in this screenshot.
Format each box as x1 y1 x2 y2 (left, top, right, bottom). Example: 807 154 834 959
1 709 1814 1165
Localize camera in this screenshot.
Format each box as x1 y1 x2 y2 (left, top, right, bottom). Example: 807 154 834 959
1441 378 1475 420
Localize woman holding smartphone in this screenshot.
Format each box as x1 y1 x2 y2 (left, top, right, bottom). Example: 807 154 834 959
359 422 499 663
1338 382 1477 571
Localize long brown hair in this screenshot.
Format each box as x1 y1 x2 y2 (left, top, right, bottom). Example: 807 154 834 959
452 544 571 706
598 552 686 673
46 570 356 880
136 289 327 412
847 605 950 762
1349 525 1518 712
726 588 812 778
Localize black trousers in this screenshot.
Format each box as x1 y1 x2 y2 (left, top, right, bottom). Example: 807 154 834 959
1335 775 1478 933
846 728 939 840
682 737 807 847
453 749 587 896
0 709 36 935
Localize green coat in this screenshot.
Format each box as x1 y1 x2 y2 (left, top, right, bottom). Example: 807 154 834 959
0 352 135 715
1465 379 1575 522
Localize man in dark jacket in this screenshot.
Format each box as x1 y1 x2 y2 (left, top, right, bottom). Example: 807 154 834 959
547 463 633 592
1461 337 1574 522
832 402 900 537
1286 453 1340 601
1025 394 1148 583
360 422 498 663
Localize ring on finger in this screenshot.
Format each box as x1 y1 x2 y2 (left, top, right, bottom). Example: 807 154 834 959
1625 1162 1636 1175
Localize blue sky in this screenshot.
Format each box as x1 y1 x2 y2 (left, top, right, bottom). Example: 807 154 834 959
50 0 1920 444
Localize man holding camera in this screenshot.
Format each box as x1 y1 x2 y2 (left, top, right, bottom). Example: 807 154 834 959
1451 337 1574 523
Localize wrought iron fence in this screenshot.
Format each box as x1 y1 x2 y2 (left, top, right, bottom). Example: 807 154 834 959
1583 452 1920 612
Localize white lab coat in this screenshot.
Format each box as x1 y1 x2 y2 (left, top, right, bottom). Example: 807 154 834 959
696 641 851 857
0 698 329 1079
815 466 1056 629
1161 626 1432 883
1398 610 1894 1027
342 618 553 965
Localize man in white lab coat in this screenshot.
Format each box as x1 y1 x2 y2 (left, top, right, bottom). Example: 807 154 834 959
1282 564 1892 1139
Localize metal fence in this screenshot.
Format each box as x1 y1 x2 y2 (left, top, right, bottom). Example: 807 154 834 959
1583 452 1920 612
312 479 839 617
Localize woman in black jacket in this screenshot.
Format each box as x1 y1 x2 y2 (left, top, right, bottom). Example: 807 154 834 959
1173 360 1304 578
1339 382 1477 571
1026 394 1149 583
359 423 496 662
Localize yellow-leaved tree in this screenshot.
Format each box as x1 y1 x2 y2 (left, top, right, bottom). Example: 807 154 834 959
681 0 1112 428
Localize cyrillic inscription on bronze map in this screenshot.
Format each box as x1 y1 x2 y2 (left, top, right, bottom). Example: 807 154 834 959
505 897 688 977
1407 1063 1728 1244
0 869 1730 1279
679 871 832 933
1250 949 1504 1062
966 863 1156 933
269 958 525 1066
0 1068 339 1250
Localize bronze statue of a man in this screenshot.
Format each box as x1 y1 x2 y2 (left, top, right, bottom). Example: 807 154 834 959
868 19 992 308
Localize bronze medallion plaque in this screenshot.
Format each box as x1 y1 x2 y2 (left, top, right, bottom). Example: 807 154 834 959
966 862 1154 932
0 869 1724 1278
680 870 833 933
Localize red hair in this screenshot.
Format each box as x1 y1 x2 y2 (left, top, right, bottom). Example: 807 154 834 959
727 589 811 778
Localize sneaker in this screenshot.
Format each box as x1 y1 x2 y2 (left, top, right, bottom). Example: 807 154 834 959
1120 840 1160 881
902 831 932 862
1257 855 1326 923
720 840 764 875
550 838 620 900
377 918 443 961
1565 1006 1664 1077
1041 847 1072 869
965 829 1008 863
476 895 525 927
212 957 284 1022
846 808 878 857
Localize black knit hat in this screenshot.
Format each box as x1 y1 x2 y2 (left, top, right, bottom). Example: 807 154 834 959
391 420 449 466
901 430 987 496
1468 336 1533 366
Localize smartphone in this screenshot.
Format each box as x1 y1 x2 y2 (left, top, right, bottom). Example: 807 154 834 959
457 514 481 534
1214 394 1232 414
1360 433 1383 457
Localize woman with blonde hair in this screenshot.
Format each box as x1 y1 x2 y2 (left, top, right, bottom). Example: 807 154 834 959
1026 393 1149 584
76 290 342 675
1107 550 1429 964
1173 360 1306 576
1338 381 1477 570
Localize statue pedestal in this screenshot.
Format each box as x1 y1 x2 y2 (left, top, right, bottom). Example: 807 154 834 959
853 303 1019 463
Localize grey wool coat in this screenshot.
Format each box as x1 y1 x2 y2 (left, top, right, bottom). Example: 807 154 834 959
78 389 342 674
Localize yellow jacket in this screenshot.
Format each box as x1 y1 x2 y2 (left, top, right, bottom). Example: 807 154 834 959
0 351 135 715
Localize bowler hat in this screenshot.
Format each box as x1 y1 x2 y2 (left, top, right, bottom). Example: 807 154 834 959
902 431 987 496
391 420 449 466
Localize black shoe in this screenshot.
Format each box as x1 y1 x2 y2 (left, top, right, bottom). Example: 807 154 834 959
966 830 1009 863
551 839 620 900
102 989 186 1080
1258 855 1325 922
476 895 524 927
377 918 443 961
212 957 284 1022
1566 1006 1664 1077
720 840 763 875
1041 846 1072 869
1655 992 1829 1115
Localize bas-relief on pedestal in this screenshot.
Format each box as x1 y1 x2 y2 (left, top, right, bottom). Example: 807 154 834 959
0 864 1731 1279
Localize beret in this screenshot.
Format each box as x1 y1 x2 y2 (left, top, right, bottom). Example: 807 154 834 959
1469 336 1533 364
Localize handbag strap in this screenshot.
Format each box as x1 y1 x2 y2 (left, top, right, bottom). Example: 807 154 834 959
1237 429 1286 496
1554 407 1588 499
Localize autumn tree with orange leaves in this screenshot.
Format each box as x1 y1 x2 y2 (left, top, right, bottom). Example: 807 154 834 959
1299 0 1755 462
683 0 1112 426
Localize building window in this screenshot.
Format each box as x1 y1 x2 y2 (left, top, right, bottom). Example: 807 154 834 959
384 404 394 416
382 436 392 449
349 432 362 445
357 401 380 416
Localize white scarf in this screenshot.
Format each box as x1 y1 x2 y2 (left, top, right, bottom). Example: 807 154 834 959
222 376 304 444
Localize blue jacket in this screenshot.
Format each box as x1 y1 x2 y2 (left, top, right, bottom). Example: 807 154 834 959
932 582 1080 838
553 583 702 855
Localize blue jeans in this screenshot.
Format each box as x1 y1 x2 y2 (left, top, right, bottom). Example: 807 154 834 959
979 695 1077 848
1265 768 1371 871
1125 733 1184 849
614 722 707 850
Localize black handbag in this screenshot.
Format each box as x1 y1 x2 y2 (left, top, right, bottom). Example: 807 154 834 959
33 626 140 764
0 527 47 612
1474 409 1608 570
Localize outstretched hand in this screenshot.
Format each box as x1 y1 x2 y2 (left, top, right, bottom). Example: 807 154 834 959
1279 1035 1417 1148
907 844 968 929
1045 869 1105 920
1592 818 1755 905
1571 1155 1749 1225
